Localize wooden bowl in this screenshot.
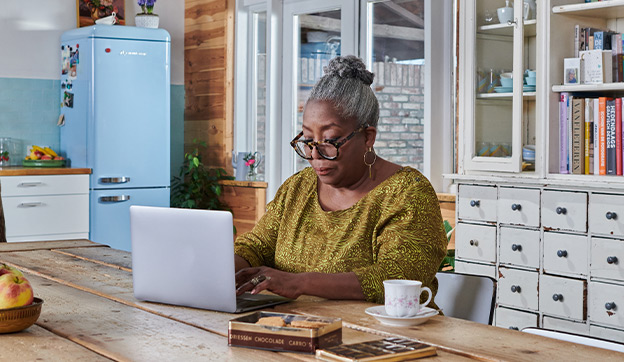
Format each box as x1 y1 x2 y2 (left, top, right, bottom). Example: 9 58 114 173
0 298 43 334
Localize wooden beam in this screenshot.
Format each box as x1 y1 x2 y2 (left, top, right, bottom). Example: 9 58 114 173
299 15 424 41
381 1 424 28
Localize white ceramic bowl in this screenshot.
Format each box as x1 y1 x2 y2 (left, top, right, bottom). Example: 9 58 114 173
500 72 513 79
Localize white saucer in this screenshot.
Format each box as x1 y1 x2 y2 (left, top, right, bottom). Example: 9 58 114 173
365 306 439 327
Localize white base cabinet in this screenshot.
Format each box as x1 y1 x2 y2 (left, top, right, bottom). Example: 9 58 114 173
1 175 89 242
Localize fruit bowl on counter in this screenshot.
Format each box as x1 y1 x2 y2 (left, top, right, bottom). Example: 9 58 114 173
0 264 42 334
0 298 44 334
22 145 65 167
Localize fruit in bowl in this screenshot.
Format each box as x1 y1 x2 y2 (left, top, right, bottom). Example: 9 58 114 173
0 264 33 309
24 145 64 161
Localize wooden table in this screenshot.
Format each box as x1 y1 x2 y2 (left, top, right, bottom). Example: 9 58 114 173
0 240 621 361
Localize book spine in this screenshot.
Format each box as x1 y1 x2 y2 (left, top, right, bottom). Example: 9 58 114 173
617 34 623 82
560 93 569 174
594 98 600 175
600 97 607 175
607 98 617 175
568 95 574 172
585 98 592 174
613 34 620 82
581 27 587 52
575 25 580 58
572 98 585 174
618 98 623 175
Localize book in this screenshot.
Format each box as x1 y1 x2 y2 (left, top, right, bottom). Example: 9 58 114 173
575 25 580 58
560 93 569 174
594 31 604 50
580 50 613 84
594 98 600 175
606 98 617 175
585 98 592 174
616 33 623 83
564 58 582 84
315 338 437 362
617 98 623 175
572 97 585 174
568 95 574 173
599 97 608 175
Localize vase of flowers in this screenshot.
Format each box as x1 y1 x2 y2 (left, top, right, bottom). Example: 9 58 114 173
244 152 263 181
135 0 159 28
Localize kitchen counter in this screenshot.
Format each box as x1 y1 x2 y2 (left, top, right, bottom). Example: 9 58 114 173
0 240 622 361
0 166 91 176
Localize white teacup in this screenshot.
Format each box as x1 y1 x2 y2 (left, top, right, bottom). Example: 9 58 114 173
383 279 432 317
95 12 117 25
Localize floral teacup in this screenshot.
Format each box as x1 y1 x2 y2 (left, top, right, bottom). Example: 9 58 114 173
383 279 432 317
95 12 117 25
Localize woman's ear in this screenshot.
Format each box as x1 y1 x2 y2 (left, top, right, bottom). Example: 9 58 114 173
364 126 377 148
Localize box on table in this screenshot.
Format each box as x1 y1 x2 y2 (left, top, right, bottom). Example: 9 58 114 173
228 311 342 353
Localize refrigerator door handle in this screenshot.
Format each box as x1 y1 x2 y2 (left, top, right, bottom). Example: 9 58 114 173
99 195 131 203
100 177 131 184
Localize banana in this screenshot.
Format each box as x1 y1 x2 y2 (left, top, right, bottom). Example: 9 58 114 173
43 147 58 157
32 145 45 154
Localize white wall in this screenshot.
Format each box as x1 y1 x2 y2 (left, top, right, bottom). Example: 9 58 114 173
0 0 184 85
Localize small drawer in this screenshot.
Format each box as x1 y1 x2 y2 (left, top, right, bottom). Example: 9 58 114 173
495 307 538 331
589 281 624 329
498 187 540 227
498 267 539 311
454 260 496 279
457 185 497 222
455 223 496 263
543 316 589 335
539 275 586 320
589 194 624 237
3 194 89 238
0 175 89 196
499 227 540 269
542 190 588 232
543 232 588 276
590 325 624 344
591 237 624 281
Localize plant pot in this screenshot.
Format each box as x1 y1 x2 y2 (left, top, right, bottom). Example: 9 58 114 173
135 14 159 28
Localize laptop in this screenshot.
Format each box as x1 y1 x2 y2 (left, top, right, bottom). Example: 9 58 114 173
129 205 290 313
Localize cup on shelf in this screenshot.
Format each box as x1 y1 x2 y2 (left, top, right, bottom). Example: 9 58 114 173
525 76 536 86
500 78 514 88
522 145 536 161
497 0 514 24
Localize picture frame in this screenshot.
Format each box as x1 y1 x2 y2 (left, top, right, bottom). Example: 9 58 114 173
76 0 126 27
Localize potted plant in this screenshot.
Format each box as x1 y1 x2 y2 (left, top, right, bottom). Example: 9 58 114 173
135 0 159 28
171 139 234 211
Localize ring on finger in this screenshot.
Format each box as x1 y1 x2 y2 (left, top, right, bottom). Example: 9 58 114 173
250 275 266 286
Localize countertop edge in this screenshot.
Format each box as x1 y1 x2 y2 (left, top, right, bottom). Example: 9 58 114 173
0 167 92 176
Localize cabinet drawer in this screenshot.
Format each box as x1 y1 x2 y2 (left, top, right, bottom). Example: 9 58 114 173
455 223 496 263
3 194 89 238
589 194 624 237
0 175 89 196
539 275 586 320
498 268 539 311
590 325 624 344
495 307 538 331
457 185 497 222
454 261 496 279
543 316 589 335
589 281 624 329
498 187 540 227
591 237 624 281
499 227 539 269
543 232 588 276
542 190 587 232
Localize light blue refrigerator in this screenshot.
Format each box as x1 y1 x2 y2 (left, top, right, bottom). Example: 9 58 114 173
59 26 170 251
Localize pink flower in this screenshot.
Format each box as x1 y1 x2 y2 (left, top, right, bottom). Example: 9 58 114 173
245 159 256 167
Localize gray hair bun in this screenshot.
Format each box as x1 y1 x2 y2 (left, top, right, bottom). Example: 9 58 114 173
324 55 375 86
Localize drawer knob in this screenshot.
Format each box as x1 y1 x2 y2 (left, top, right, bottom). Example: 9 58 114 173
556 207 567 215
552 294 564 302
607 256 618 264
557 250 568 258
511 244 522 252
606 212 618 220
511 203 522 211
605 302 617 311
511 285 521 293
509 326 519 330
470 200 480 207
469 239 479 247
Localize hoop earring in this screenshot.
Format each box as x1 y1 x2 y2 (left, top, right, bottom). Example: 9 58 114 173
363 147 377 179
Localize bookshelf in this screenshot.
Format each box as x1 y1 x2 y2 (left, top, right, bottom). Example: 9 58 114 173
450 0 624 344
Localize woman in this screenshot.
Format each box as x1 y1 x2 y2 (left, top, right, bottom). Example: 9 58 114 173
234 55 447 304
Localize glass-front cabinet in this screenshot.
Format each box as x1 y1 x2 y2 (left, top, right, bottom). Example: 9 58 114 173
459 0 538 173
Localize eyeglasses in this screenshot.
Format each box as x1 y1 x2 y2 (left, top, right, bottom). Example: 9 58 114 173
290 124 368 160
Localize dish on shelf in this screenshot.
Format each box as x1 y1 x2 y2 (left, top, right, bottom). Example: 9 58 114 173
494 86 513 93
523 85 536 92
365 306 439 327
22 159 66 167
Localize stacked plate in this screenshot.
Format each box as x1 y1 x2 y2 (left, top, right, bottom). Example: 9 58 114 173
523 85 536 92
494 86 513 93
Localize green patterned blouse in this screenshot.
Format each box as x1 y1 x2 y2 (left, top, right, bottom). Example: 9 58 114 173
234 167 448 305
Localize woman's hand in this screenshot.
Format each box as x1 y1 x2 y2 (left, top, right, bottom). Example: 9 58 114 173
235 266 305 299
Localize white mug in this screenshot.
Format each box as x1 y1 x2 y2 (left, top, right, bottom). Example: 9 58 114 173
95 12 117 25
383 279 432 317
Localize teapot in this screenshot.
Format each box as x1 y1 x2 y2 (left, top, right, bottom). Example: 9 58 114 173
497 0 514 25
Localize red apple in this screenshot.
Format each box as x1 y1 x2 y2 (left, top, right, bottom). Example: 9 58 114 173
53 156 65 160
40 155 53 160
0 273 33 309
0 263 23 277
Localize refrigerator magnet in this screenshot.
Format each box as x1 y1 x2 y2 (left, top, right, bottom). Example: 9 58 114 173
63 92 74 108
58 114 65 127
61 45 70 75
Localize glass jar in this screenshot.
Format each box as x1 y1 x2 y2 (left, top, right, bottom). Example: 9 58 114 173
0 137 16 166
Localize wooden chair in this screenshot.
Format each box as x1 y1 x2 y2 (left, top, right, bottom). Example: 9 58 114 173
435 272 496 325
522 328 624 353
